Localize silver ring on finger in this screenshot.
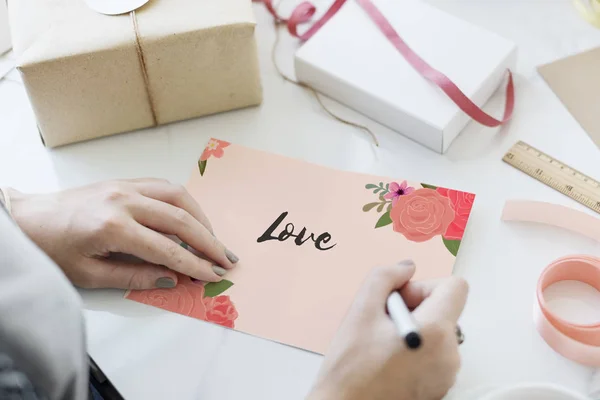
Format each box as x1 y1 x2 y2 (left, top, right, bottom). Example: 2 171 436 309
456 325 464 345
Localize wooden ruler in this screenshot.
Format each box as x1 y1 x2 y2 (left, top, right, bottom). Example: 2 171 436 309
502 141 600 215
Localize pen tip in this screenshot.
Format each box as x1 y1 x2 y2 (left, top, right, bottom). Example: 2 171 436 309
405 332 421 349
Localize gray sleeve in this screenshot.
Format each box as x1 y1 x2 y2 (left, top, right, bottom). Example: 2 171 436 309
0 201 89 399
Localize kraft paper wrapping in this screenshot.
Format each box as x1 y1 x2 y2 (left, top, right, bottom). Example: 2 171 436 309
8 0 263 147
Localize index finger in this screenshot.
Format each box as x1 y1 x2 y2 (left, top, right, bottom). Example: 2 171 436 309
117 222 222 282
411 277 468 324
131 178 214 234
399 279 445 309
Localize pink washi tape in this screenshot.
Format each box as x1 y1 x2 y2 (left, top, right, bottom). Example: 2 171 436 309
502 200 600 366
502 200 600 242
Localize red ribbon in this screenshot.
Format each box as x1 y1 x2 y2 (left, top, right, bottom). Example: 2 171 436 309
255 0 348 41
255 0 514 127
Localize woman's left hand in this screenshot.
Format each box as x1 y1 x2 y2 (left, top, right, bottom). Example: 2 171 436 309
6 178 238 290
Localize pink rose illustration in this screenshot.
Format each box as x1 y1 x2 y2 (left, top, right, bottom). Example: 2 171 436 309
390 188 455 243
126 278 208 320
200 138 230 161
436 188 475 241
203 296 239 328
384 180 415 205
126 268 239 327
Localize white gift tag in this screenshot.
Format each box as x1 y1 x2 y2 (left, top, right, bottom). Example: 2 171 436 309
84 0 151 15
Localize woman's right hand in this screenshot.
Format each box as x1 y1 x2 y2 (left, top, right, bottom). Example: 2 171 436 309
307 261 468 400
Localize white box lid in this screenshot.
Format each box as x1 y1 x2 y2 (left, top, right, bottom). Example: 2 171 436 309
295 0 516 132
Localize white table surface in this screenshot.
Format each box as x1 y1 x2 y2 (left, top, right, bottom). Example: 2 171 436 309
1 0 600 399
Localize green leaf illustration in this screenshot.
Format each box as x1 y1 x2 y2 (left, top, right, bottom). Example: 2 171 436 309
443 238 461 257
387 203 392 213
375 211 393 228
377 202 386 212
421 183 437 190
204 279 234 297
199 160 207 176
367 183 390 196
362 202 380 212
379 183 389 196
180 242 188 249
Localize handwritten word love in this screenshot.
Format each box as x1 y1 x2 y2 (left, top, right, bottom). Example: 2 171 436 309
257 212 337 251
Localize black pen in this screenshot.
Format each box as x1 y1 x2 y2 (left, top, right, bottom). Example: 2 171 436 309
387 291 422 349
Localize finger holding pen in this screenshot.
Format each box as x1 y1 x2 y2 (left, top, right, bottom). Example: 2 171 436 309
388 268 469 348
308 260 469 400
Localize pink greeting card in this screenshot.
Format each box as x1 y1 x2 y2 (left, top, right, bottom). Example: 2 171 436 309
126 139 475 354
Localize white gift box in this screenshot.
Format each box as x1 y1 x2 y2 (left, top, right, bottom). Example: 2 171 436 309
295 0 517 153
0 0 10 54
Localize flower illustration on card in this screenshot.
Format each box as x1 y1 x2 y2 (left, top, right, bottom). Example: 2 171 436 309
363 182 475 256
198 138 230 176
130 282 208 319
389 188 454 243
126 242 238 328
384 181 415 205
435 187 475 241
204 296 239 328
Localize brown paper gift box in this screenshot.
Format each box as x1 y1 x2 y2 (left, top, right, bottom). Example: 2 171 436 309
8 0 263 147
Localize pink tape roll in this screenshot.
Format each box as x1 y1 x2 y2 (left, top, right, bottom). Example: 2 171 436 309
503 200 600 366
535 256 600 366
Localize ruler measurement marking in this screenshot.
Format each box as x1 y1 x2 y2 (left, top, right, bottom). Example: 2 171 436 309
510 146 598 196
502 141 600 214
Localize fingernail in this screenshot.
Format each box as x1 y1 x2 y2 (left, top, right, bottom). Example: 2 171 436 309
225 249 239 264
398 259 415 268
212 265 227 276
155 277 176 288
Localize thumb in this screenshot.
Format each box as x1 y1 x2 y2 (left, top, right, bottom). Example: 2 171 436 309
359 260 416 311
85 258 179 290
